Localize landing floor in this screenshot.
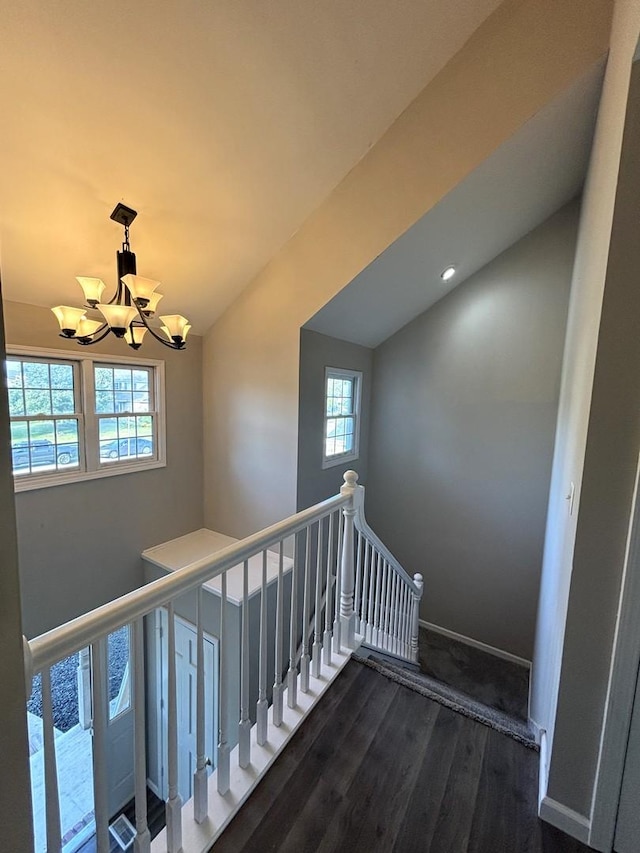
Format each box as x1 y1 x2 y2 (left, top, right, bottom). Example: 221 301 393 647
418 626 530 721
213 660 593 853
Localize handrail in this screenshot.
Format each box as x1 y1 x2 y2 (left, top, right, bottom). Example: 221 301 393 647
354 487 420 593
27 491 349 677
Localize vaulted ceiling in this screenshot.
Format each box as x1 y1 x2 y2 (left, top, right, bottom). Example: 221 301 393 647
0 0 502 334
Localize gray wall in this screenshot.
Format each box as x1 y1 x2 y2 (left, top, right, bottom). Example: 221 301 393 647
0 291 34 849
366 201 579 660
297 329 373 510
3 301 204 638
548 59 640 817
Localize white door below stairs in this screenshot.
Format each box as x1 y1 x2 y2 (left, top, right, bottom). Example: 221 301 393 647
159 613 218 804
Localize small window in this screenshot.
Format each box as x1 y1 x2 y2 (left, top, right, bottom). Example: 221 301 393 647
95 365 155 465
323 367 362 469
7 357 81 476
6 347 165 491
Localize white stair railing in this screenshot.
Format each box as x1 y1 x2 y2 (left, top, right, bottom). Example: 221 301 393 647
22 471 422 853
351 483 424 662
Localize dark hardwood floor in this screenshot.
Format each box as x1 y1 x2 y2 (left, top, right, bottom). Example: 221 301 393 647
212 660 595 853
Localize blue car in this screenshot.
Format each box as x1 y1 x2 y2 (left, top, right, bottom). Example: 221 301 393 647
99 437 153 461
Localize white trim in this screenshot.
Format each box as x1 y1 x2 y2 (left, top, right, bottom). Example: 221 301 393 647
8 343 164 367
322 366 362 470
419 619 531 669
13 459 166 492
7 345 166 491
539 796 591 844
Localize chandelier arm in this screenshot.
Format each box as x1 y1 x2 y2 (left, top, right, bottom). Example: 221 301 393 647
76 324 112 346
133 306 184 350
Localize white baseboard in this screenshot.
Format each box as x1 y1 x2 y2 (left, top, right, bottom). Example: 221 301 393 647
419 619 531 669
539 796 591 844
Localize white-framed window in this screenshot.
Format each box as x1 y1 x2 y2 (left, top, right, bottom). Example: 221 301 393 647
6 346 166 492
323 367 362 469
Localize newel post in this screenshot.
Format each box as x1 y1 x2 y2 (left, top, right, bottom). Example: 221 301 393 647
340 470 362 650
411 573 424 663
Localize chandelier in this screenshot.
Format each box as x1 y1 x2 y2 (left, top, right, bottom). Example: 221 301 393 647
51 203 190 350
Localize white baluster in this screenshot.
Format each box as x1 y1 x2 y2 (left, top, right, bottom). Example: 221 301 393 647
257 551 268 746
339 471 358 650
239 560 251 768
387 564 398 652
323 512 334 667
312 519 323 679
380 560 390 650
166 603 182 852
391 572 400 656
272 541 285 727
77 647 92 730
333 509 344 655
354 530 363 637
300 526 312 693
360 540 371 637
366 543 376 644
372 550 382 647
217 573 230 795
193 587 208 823
133 617 151 853
401 584 410 658
386 564 395 650
41 667 62 853
411 573 424 663
90 638 110 852
287 533 299 709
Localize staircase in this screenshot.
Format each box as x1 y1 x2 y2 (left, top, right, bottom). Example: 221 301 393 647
23 470 423 853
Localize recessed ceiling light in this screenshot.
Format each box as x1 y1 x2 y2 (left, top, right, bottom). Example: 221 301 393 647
441 265 456 282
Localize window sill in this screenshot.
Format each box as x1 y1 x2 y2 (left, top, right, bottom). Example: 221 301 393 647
13 458 167 493
322 451 359 471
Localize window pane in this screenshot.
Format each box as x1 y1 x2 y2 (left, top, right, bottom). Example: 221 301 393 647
94 366 113 390
23 361 50 389
114 391 133 413
51 390 75 414
25 388 52 416
137 416 153 436
95 390 115 413
55 420 79 468
99 415 154 463
6 360 22 387
132 392 150 412
11 421 28 443
132 370 149 392
113 368 132 391
49 363 74 390
8 388 25 416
